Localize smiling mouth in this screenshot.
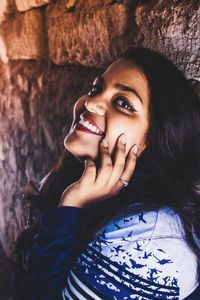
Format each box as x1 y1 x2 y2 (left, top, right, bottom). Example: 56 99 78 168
75 121 104 136
75 115 105 136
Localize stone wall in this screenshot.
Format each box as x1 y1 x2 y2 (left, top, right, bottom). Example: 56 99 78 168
0 0 199 298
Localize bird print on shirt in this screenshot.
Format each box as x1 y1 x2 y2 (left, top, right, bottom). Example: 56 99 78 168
153 254 173 265
133 242 143 251
138 213 146 223
63 208 182 300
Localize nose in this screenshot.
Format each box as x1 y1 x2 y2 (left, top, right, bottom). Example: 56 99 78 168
84 99 105 116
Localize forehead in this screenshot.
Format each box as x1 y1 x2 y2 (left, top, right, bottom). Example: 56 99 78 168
102 58 149 105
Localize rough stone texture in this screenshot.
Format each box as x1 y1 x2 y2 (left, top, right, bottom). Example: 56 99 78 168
15 0 52 12
46 0 137 67
0 0 15 65
0 35 8 63
1 8 47 60
0 0 16 24
46 0 200 79
135 0 200 80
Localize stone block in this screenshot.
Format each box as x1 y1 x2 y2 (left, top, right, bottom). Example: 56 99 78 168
135 0 200 80
0 35 8 63
0 0 16 24
46 0 134 67
2 8 46 60
15 0 52 12
0 0 7 24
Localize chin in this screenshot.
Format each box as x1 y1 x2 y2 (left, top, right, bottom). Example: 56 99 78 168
64 135 99 163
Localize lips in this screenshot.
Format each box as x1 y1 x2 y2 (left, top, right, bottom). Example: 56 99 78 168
83 115 104 133
75 113 105 136
75 122 103 136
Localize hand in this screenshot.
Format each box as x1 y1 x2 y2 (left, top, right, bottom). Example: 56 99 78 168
59 134 138 208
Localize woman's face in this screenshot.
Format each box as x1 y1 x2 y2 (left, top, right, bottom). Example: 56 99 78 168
64 58 150 165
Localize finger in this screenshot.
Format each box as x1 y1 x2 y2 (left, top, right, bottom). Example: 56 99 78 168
115 144 138 191
96 139 113 185
79 159 96 184
106 134 126 187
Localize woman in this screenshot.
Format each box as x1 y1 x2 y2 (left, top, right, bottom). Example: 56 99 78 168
13 47 200 299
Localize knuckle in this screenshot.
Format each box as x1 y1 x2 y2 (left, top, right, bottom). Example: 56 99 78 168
115 161 124 168
103 151 111 158
104 163 112 169
87 164 95 168
87 162 95 167
102 145 109 151
116 146 125 153
129 155 137 163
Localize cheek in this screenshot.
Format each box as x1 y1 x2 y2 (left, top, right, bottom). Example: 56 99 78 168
106 122 147 156
130 125 146 143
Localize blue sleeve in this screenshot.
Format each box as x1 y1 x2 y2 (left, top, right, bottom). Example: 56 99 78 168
27 206 82 300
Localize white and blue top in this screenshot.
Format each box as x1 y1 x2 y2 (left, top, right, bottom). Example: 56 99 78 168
28 206 199 300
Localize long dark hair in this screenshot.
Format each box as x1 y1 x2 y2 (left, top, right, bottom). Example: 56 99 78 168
12 47 200 298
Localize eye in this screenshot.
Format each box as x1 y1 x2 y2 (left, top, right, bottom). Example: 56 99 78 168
115 96 136 113
87 84 102 97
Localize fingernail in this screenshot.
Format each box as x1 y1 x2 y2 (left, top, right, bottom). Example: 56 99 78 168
132 144 138 155
102 139 108 147
120 134 126 145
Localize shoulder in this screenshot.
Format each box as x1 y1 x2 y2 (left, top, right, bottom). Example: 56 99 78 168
152 207 199 299
94 207 198 299
100 206 182 240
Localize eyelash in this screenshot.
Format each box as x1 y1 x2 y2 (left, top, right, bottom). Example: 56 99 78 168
87 85 101 97
87 85 136 113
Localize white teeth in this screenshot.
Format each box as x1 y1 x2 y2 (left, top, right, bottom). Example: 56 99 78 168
79 119 85 125
78 118 101 134
93 126 98 132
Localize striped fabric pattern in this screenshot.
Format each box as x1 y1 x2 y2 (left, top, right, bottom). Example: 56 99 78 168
62 208 181 299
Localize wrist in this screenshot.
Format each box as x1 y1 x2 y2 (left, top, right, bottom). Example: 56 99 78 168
59 202 84 208
59 196 85 208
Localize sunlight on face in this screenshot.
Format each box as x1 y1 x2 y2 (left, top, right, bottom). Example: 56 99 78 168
64 58 150 164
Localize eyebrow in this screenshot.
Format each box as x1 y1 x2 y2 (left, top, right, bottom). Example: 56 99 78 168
94 75 143 105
